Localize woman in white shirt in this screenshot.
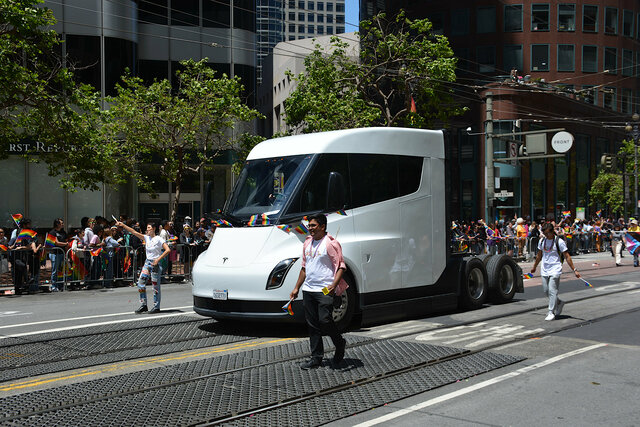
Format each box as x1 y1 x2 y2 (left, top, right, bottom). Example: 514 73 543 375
116 220 170 314
531 223 581 321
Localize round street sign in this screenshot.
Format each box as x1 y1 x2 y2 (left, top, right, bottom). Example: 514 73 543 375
551 131 574 153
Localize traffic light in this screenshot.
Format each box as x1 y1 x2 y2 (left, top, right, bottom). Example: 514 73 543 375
600 154 615 170
518 144 527 156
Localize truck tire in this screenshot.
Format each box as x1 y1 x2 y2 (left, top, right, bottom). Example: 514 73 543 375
332 275 356 332
487 255 518 303
459 257 488 310
476 254 493 266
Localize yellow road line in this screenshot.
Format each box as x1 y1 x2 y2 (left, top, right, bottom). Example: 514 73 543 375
0 338 294 392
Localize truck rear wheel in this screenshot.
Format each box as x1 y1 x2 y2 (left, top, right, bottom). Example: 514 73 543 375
459 257 488 310
332 275 356 332
487 255 518 303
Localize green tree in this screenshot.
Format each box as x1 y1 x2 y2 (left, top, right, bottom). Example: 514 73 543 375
589 171 623 216
284 11 462 133
104 59 262 221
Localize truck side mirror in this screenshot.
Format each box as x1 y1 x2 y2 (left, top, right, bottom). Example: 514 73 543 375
326 171 346 211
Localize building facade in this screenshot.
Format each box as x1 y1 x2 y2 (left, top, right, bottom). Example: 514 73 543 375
0 0 257 230
362 0 638 222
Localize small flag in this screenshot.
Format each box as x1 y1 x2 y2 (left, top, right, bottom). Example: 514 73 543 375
580 278 593 288
45 233 57 248
276 224 291 233
596 210 602 217
16 229 37 243
410 96 417 113
294 223 309 235
523 273 533 279
336 209 347 216
90 248 102 257
123 249 131 273
562 210 571 218
12 213 23 226
0 244 7 252
168 235 178 243
625 232 640 256
282 300 294 315
70 251 88 278
39 248 47 263
218 219 232 227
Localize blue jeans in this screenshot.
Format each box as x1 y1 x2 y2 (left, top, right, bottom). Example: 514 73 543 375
137 259 162 309
541 275 561 314
49 252 64 289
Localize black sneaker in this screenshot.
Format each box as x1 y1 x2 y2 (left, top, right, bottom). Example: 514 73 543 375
332 337 346 367
135 305 148 314
149 307 161 314
300 358 322 370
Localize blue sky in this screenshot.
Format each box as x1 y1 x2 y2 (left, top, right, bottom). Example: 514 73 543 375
345 0 359 32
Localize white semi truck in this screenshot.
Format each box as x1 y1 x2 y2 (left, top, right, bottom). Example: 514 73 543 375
192 127 523 330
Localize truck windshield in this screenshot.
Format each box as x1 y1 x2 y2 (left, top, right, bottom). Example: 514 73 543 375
226 154 314 221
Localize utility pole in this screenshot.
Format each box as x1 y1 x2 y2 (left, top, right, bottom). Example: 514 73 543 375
626 112 640 217
485 92 494 222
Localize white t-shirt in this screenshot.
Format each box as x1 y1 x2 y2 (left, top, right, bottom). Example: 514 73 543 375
144 235 165 261
538 237 567 277
301 237 334 293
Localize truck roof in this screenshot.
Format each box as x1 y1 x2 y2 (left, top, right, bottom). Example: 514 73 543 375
247 127 445 160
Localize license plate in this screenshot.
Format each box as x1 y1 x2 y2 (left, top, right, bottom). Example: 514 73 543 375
212 289 228 300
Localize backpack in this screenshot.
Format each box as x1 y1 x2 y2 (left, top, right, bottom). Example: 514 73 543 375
542 237 565 264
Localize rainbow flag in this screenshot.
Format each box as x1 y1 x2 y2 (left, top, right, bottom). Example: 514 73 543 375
247 215 259 226
562 210 571 218
123 249 131 273
523 273 533 279
0 244 7 252
12 213 22 226
282 300 294 316
168 235 178 243
580 278 593 288
294 223 309 235
276 224 291 233
336 209 347 216
596 210 602 217
215 219 232 227
248 214 270 226
45 233 57 248
16 229 37 243
70 251 88 278
90 248 102 257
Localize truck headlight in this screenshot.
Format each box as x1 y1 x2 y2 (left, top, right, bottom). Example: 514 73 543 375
266 258 298 290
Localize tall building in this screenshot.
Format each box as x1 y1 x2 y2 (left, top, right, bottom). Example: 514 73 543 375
1 0 257 229
361 1 638 222
256 0 285 84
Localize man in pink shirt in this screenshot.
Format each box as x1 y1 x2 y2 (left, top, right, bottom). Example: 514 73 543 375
290 213 348 369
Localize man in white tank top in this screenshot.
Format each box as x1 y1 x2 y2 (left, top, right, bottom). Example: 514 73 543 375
290 213 347 369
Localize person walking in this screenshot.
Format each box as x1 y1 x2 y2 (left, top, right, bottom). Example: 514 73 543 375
627 219 640 267
116 220 170 314
531 223 581 321
48 218 68 292
289 213 348 369
611 223 624 266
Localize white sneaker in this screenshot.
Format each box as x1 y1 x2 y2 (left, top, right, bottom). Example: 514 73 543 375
554 300 565 316
545 312 555 321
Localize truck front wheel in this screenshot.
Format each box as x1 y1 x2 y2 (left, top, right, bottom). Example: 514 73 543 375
459 257 489 310
332 275 356 332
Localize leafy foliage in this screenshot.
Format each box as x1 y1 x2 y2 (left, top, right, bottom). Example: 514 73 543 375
284 11 463 133
589 172 623 215
104 59 262 221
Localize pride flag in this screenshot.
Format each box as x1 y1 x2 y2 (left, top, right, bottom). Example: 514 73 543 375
12 213 22 226
123 249 131 273
282 300 294 316
45 233 57 248
523 273 533 279
16 229 37 243
216 219 232 227
562 211 571 218
248 214 270 226
69 251 88 279
276 224 291 233
90 248 102 257
0 244 7 252
624 232 640 255
336 209 347 216
596 210 602 217
580 278 593 288
294 223 309 235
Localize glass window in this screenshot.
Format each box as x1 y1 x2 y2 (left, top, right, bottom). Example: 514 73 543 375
531 4 549 31
623 10 633 36
299 12 305 21
317 2 324 11
204 0 230 27
28 162 64 228
531 44 549 71
477 46 496 73
477 6 496 33
234 0 255 32
327 3 333 12
336 3 344 13
575 134 590 209
289 0 295 8
298 24 305 32
327 14 333 23
235 64 255 107
582 45 598 72
105 37 134 96
298 1 304 8
317 25 324 34
336 15 344 24
603 87 616 110
581 85 597 105
0 157 25 227
308 24 314 33
65 35 101 91
307 13 314 22
503 45 523 73
583 5 598 32
139 0 168 25
558 4 575 31
137 60 168 85
317 14 324 23
604 47 617 73
289 12 295 21
398 157 423 196
289 35 295 40
620 88 633 114
336 26 344 33
171 0 199 26
350 154 398 208
289 23 295 32
605 7 618 34
451 9 470 36
505 5 523 31
326 26 333 34
557 44 574 71
622 49 633 76
308 1 314 10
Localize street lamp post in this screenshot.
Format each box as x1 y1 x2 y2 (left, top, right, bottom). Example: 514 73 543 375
626 113 640 218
